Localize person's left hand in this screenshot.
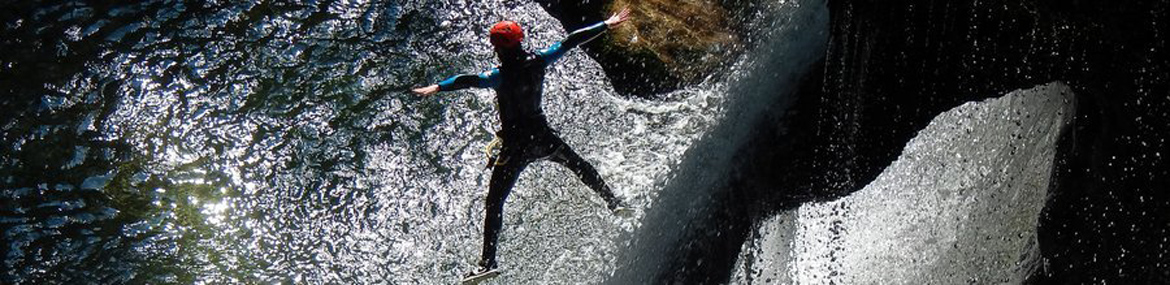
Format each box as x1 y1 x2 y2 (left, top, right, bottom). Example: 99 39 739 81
605 7 631 27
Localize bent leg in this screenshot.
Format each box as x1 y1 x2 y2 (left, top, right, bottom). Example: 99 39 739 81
480 159 527 269
549 143 622 209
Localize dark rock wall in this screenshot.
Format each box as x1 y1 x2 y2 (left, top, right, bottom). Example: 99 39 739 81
803 0 1170 283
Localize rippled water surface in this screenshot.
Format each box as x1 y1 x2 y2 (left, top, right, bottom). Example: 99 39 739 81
1 1 749 283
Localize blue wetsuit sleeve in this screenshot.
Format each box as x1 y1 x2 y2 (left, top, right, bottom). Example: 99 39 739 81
436 68 501 91
537 22 608 66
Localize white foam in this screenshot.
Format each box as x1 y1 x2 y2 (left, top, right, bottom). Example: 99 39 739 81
734 82 1074 284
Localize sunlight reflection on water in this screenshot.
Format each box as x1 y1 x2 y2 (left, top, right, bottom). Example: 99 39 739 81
2 0 742 283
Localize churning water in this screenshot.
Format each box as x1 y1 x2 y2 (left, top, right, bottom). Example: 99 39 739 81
732 82 1074 284
1 0 763 283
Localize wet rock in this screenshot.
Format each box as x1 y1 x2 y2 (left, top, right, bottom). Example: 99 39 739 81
535 0 746 96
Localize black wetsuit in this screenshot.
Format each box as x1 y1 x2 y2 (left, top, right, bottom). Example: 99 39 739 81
435 22 620 269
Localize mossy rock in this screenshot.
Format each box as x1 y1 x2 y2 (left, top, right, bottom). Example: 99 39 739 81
537 0 745 97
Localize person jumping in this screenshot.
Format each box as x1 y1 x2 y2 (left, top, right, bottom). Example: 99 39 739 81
412 7 633 281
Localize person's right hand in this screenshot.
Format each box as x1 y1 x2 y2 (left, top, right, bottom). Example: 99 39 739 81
412 85 439 96
605 7 631 28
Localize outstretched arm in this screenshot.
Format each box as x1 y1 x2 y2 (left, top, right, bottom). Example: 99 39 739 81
412 68 501 96
538 7 631 65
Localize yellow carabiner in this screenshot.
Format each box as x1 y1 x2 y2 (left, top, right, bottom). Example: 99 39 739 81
483 135 504 168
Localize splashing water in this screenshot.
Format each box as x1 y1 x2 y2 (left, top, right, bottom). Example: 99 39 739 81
0 0 778 283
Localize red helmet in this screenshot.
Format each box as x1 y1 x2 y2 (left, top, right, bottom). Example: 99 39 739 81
489 21 524 48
